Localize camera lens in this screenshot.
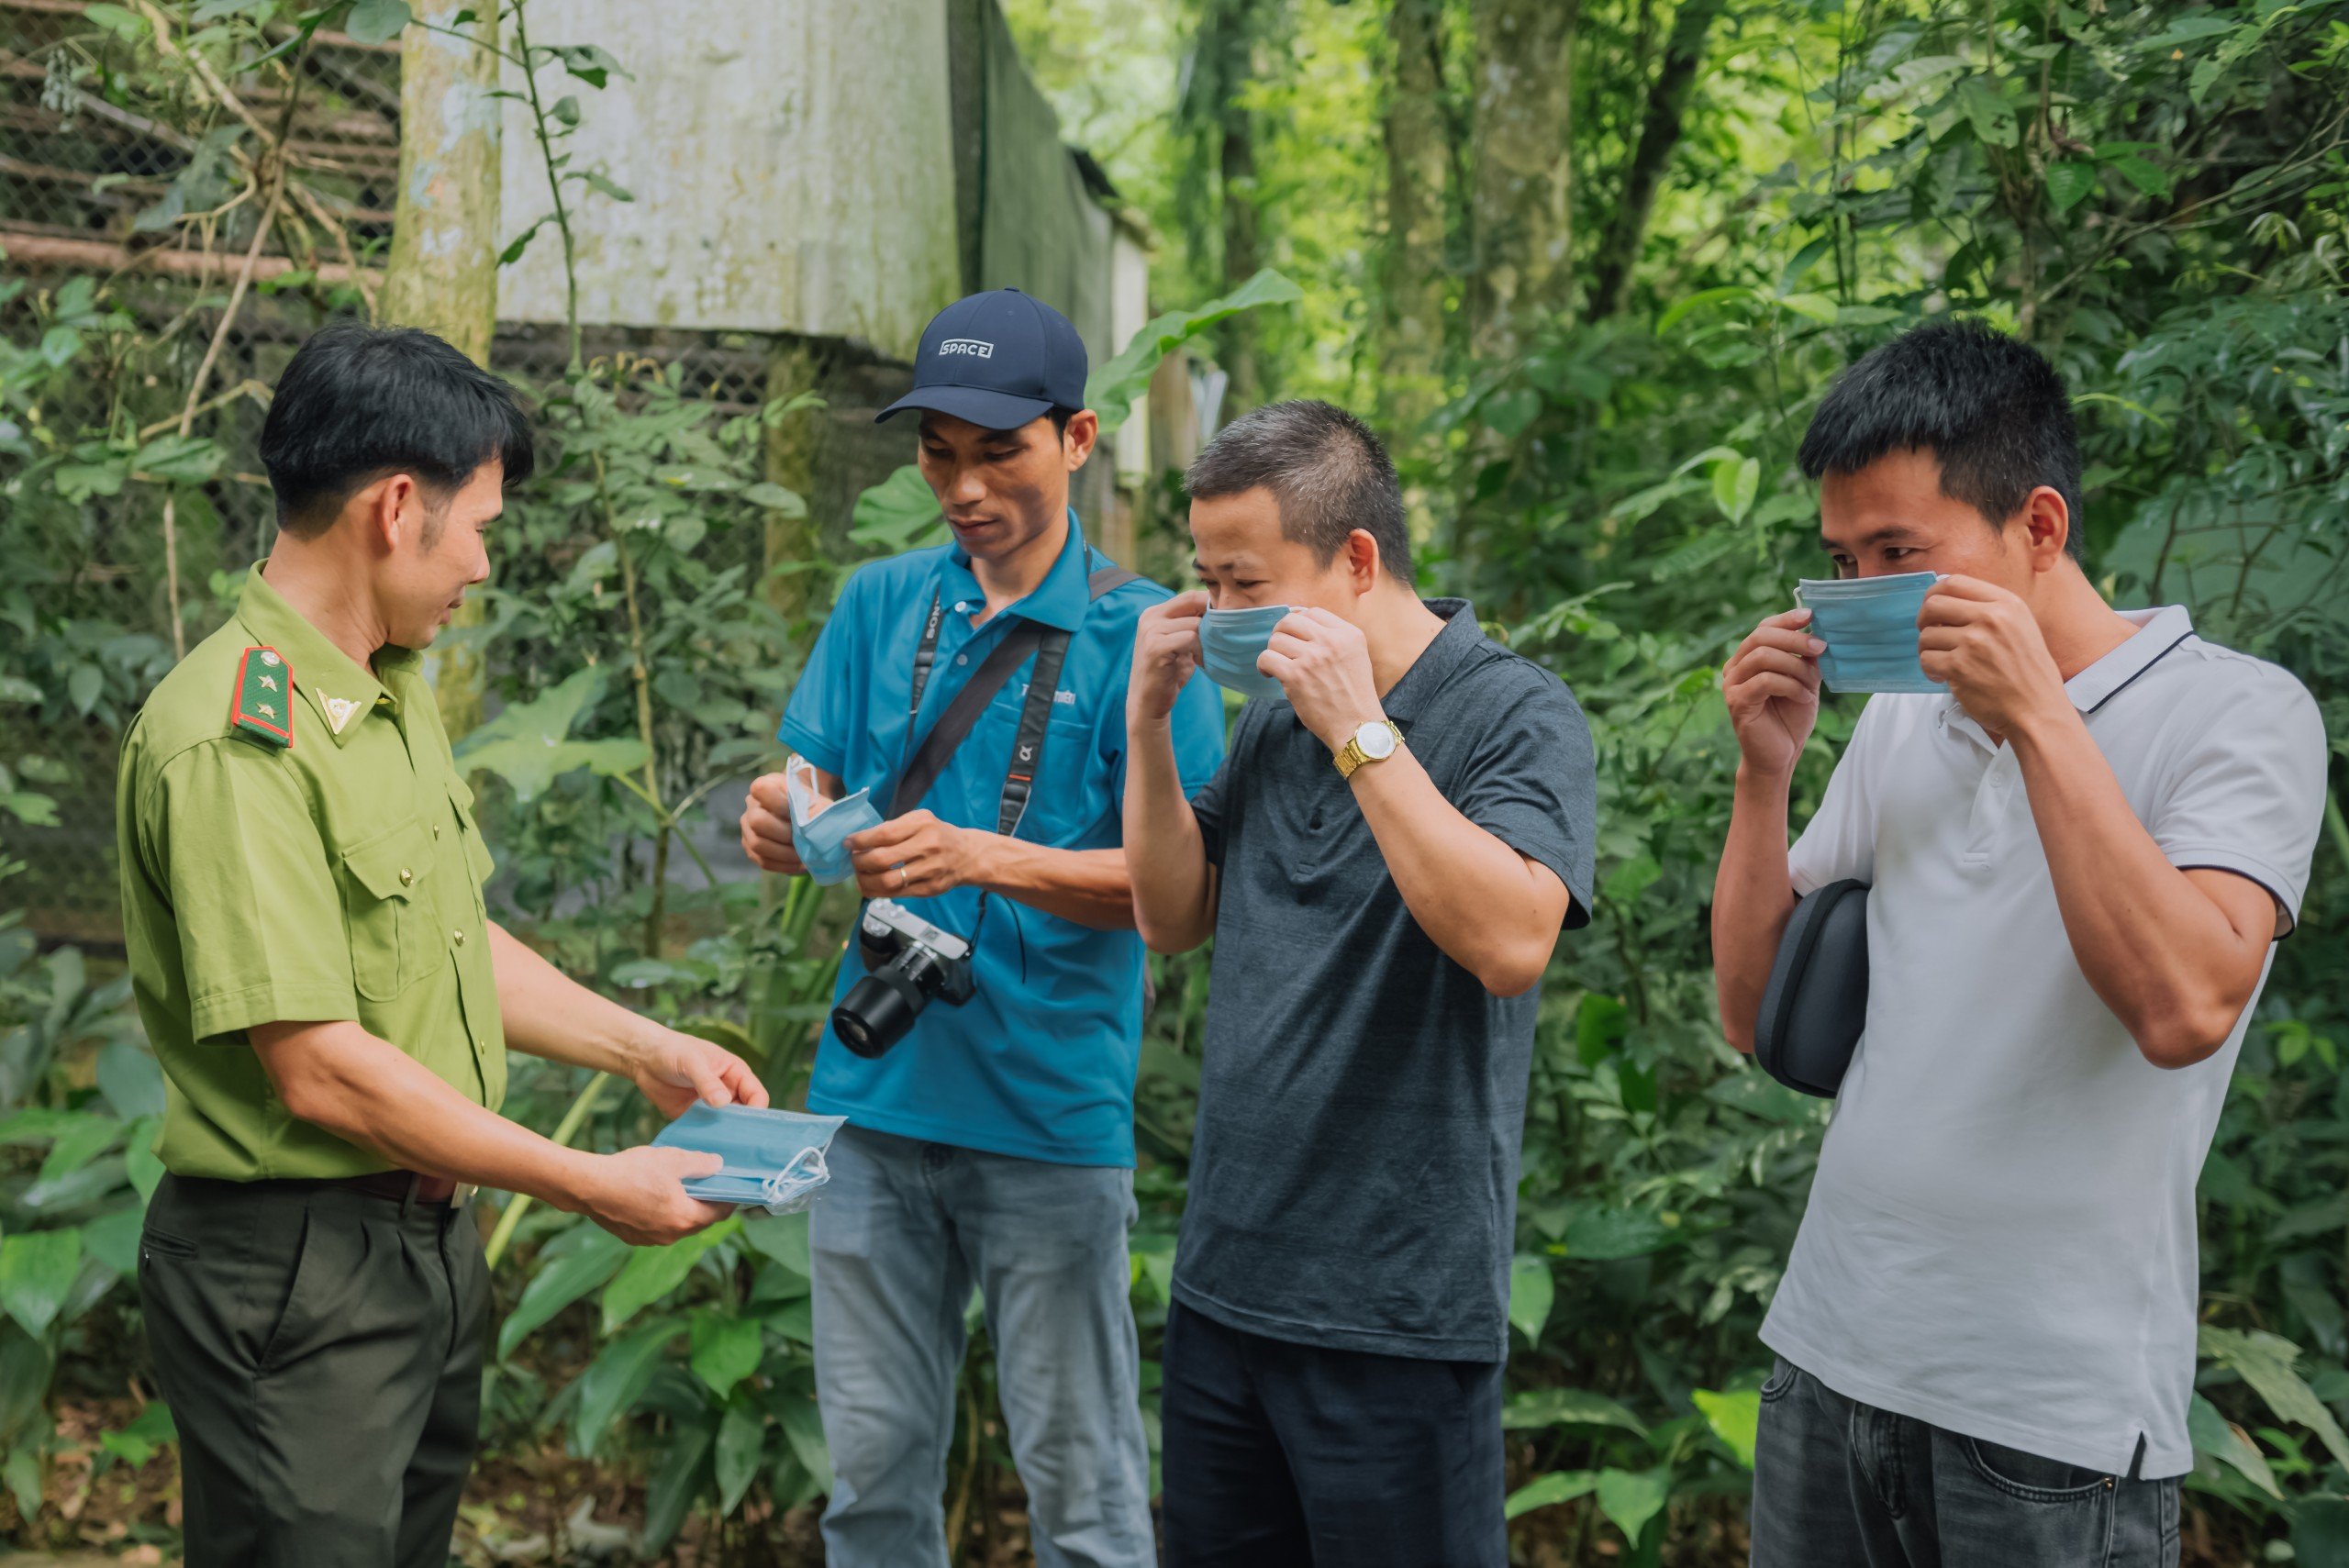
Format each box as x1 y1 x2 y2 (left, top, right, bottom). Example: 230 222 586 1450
832 968 925 1059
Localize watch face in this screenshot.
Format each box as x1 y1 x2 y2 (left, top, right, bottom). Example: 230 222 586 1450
1356 722 1397 761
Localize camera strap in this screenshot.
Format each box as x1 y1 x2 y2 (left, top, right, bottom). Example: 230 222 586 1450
890 550 1138 837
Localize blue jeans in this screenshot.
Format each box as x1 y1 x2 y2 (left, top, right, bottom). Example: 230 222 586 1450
809 1124 1154 1568
1752 1356 2181 1567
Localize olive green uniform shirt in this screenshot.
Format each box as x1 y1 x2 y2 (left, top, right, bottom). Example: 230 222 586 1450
116 564 507 1180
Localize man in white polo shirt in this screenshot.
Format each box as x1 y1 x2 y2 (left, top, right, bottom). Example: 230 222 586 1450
1712 320 2327 1566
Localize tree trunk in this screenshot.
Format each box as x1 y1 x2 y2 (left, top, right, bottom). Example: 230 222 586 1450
1380 0 1452 430
1213 2 1265 409
762 336 830 626
385 0 503 734
1467 0 1578 362
1587 0 1726 320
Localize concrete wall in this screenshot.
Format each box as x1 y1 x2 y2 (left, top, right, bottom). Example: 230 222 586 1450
495 0 963 359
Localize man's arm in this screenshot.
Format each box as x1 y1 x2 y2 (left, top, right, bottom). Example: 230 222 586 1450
1341 748 1569 995
1124 592 1220 952
844 818 1138 929
1711 607 1827 1051
247 1019 728 1245
489 923 769 1117
1263 608 1572 996
1923 578 2284 1067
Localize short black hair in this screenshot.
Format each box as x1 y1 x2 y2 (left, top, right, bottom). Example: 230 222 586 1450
1798 319 2084 560
1048 406 1075 440
259 321 533 538
1183 400 1412 584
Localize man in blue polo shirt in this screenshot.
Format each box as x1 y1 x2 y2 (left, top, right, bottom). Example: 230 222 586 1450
740 288 1224 1568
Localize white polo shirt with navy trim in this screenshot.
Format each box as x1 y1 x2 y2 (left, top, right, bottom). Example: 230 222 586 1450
1760 604 2329 1479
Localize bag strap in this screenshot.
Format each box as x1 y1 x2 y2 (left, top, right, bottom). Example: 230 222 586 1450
887 557 1137 828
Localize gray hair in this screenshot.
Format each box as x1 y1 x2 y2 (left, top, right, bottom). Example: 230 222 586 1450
1183 399 1412 584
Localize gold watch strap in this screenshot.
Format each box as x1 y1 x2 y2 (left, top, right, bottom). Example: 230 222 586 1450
1334 721 1404 780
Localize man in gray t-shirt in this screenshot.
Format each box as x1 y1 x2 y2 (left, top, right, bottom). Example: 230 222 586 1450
1716 322 2328 1568
1125 401 1597 1568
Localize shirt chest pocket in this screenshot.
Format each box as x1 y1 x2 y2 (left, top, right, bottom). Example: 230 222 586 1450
339 820 439 1001
968 684 1097 839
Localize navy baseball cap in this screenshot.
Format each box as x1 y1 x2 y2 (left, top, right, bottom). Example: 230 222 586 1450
875 287 1088 430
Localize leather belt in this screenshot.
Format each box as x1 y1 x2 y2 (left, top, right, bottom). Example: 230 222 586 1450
336 1170 468 1207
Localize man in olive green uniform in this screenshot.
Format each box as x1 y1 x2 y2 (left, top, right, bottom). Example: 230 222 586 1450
117 324 766 1568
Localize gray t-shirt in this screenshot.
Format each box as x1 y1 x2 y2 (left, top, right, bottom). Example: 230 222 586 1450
1175 599 1597 1362
1764 606 2329 1479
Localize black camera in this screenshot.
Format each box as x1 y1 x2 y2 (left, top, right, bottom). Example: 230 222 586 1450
831 898 976 1058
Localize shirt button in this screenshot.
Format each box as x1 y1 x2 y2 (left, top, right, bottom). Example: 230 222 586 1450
955 653 969 666
397 868 413 885
452 930 466 947
432 825 442 839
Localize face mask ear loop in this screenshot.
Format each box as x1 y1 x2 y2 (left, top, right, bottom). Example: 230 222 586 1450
761 1145 830 1207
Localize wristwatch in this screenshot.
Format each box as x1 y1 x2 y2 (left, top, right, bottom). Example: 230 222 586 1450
1333 719 1404 780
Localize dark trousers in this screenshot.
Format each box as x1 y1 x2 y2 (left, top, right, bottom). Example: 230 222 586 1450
1158 1298 1507 1568
139 1173 490 1568
1752 1355 2182 1568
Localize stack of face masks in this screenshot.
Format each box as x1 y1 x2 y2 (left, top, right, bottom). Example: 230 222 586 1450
785 754 882 886
651 1103 849 1214
1197 605 1293 703
1794 572 1947 695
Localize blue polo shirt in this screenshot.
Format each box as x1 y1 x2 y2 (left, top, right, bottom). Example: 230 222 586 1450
778 515 1226 1166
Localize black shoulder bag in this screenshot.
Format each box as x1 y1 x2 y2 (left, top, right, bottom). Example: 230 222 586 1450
1753 879 1870 1098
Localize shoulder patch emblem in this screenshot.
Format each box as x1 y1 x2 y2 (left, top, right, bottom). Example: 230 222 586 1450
229 647 293 749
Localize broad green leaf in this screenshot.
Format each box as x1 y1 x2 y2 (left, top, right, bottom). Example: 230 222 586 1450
689 1310 764 1402
2188 1393 2279 1498
2110 154 2171 199
1504 1468 1598 1519
67 665 102 717
0 1327 51 1447
1484 387 1541 439
496 1227 629 1360
1 1445 36 1520
0 1230 81 1337
38 1117 120 1184
455 667 649 803
97 1040 165 1121
130 434 222 484
568 1314 681 1456
740 481 808 517
82 1207 143 1278
1655 285 1751 336
639 1415 713 1551
1504 1386 1647 1435
96 1401 174 1467
343 0 411 45
2045 161 2098 214
1085 269 1303 435
1564 1203 1677 1261
740 1210 811 1277
1693 1387 1761 1468
1954 76 2018 147
849 465 947 551
1595 1464 1672 1544
1508 1255 1553 1346
601 1218 740 1333
82 4 147 38
714 1396 765 1515
776 1388 831 1492
1712 455 1760 524
1776 293 1840 326
2199 1327 2349 1471
2295 1497 2349 1568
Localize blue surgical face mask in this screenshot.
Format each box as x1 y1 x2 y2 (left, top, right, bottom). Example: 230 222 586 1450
785 756 883 886
1197 605 1292 703
1794 572 1944 695
652 1103 848 1214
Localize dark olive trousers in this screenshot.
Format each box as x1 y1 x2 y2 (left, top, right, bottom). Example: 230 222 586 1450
139 1173 490 1568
